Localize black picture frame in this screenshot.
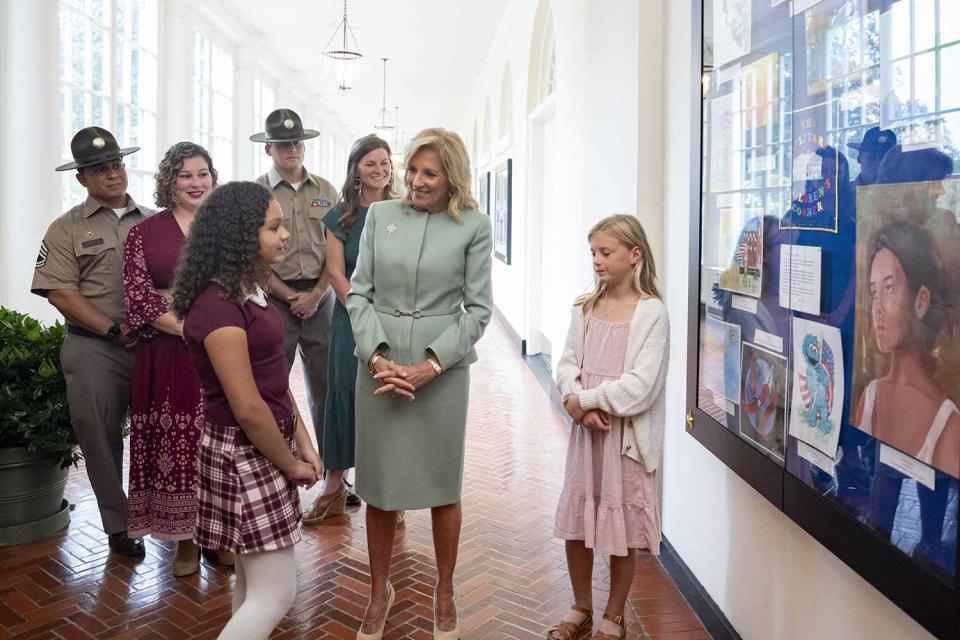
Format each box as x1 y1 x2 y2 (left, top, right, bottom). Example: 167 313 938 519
686 2 959 638
493 159 512 264
479 171 490 216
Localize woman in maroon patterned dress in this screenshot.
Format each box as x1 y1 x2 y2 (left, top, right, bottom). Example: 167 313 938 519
122 142 227 576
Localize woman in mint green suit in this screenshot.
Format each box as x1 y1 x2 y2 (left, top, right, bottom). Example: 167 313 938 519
347 128 492 640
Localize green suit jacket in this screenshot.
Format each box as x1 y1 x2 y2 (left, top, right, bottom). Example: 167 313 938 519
347 199 493 369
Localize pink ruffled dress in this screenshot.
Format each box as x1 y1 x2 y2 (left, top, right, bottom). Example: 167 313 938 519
553 317 661 557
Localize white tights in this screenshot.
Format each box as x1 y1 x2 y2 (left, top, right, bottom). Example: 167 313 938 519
218 546 297 639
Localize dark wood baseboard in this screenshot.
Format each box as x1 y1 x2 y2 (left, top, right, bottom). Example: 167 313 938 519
658 537 741 640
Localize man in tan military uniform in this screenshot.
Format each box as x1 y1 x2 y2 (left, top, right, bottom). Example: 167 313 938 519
31 127 152 556
252 108 338 459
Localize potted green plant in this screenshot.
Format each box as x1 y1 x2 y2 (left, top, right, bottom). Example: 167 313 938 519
0 307 77 546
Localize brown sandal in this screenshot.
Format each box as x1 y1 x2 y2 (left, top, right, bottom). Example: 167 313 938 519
546 605 593 639
590 613 625 639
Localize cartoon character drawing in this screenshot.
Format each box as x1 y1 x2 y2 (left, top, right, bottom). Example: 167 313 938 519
799 333 835 436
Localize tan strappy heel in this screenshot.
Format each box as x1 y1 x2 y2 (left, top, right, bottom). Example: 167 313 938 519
303 482 348 525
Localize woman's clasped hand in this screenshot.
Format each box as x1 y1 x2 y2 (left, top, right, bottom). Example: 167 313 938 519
370 356 440 400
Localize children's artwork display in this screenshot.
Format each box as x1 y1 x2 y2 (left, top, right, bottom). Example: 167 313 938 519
852 180 960 480
713 0 752 68
704 316 742 405
696 1 960 631
783 100 840 232
709 91 742 193
739 342 788 459
742 53 779 131
789 317 843 457
718 214 763 297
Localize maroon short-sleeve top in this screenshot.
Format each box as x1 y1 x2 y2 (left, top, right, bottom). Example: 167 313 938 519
183 283 292 425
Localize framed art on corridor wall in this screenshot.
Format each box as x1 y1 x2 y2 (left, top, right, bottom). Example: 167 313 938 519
479 171 490 216
494 159 512 264
688 1 960 637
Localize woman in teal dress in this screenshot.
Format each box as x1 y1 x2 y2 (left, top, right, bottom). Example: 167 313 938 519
303 135 396 524
348 128 492 640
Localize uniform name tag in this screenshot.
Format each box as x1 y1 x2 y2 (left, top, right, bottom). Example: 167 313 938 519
81 238 105 248
311 198 332 207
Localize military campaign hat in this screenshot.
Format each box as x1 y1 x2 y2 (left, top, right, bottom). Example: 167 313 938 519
847 126 897 156
249 108 320 143
55 126 140 172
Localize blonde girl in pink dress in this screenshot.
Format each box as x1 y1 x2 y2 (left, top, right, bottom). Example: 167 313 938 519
550 215 670 640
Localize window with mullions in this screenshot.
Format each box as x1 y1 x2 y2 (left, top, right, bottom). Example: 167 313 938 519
824 6 881 175
58 0 159 211
192 31 234 181
252 75 276 178
882 0 960 167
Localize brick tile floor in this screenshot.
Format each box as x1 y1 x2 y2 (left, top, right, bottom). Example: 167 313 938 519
0 317 707 639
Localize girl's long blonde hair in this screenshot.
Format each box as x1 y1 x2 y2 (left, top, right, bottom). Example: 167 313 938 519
575 214 660 313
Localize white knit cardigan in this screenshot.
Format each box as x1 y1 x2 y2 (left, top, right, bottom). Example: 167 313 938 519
555 297 670 470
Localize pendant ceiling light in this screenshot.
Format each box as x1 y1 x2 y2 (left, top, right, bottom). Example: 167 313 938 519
322 0 362 94
374 58 395 132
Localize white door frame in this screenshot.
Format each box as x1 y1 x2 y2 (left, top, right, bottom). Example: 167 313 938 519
524 94 557 356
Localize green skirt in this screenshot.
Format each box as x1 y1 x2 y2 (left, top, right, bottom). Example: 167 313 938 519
354 364 469 511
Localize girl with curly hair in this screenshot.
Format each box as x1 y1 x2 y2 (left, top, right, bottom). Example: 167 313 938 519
173 181 322 639
122 141 224 576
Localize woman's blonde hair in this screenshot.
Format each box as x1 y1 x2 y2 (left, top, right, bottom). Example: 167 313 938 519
402 127 478 219
575 214 660 313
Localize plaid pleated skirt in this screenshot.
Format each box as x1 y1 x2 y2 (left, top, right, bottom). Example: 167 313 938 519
194 417 302 554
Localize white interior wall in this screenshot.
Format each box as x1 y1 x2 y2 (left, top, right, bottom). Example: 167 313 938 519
0 0 346 320
463 0 641 370
0 0 61 324
659 2 933 639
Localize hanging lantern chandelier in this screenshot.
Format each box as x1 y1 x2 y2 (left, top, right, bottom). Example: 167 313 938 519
322 0 362 94
373 58 395 132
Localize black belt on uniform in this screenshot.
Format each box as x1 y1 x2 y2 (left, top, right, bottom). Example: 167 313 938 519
67 325 109 340
283 278 319 291
374 305 461 319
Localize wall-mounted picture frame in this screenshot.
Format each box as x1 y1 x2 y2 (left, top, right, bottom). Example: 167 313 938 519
478 171 490 216
493 159 512 264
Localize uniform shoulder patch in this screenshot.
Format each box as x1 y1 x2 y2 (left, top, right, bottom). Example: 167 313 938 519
35 241 48 268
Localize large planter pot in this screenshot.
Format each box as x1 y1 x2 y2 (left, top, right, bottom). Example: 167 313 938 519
0 447 71 546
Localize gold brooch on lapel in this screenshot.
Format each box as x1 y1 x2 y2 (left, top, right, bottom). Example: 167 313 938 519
386 223 397 235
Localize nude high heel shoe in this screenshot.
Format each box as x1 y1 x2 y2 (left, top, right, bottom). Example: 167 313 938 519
356 581 395 640
433 592 460 639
